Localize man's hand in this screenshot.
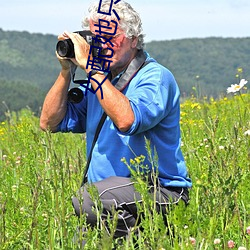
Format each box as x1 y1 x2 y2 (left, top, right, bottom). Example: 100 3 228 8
62 31 91 72
56 33 78 71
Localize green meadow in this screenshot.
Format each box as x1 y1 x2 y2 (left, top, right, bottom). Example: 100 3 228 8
0 90 249 249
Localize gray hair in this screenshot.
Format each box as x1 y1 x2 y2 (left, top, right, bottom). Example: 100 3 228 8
82 0 145 49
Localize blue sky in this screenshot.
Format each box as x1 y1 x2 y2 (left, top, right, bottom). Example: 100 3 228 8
1 0 250 42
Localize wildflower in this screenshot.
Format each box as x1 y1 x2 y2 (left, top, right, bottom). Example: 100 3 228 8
191 103 201 109
121 157 126 163
244 130 250 136
42 213 48 221
227 79 248 93
130 159 135 165
135 157 141 164
214 238 221 244
246 226 250 235
219 145 224 150
189 237 196 246
228 240 235 248
238 247 246 250
237 67 243 73
196 180 202 185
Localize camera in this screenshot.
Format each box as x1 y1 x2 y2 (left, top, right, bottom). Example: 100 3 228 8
56 30 102 58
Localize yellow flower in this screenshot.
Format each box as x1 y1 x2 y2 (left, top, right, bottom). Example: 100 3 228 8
135 157 141 164
191 103 201 109
237 67 243 73
130 159 135 165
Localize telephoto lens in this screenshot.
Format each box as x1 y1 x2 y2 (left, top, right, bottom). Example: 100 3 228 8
56 31 102 59
56 39 75 58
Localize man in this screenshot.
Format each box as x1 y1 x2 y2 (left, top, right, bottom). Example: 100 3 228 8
40 0 192 242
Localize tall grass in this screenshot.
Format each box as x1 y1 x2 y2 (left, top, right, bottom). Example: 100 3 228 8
0 93 249 249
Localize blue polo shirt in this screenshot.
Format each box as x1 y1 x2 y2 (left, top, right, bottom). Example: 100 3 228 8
57 53 192 188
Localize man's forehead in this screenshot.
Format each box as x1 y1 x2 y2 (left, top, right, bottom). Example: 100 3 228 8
89 19 122 34
89 19 119 27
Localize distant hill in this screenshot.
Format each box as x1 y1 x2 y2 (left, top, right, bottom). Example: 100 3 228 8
0 28 249 120
0 29 60 88
0 29 60 120
145 37 250 97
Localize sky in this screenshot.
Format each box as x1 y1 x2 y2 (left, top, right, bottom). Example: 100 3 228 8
1 0 250 42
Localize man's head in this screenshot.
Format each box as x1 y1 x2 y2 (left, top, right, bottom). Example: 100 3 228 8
82 0 145 50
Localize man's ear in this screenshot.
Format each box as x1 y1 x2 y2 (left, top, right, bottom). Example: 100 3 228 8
131 36 139 49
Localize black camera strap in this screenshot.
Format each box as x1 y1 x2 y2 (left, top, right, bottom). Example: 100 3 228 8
81 50 150 186
81 111 107 185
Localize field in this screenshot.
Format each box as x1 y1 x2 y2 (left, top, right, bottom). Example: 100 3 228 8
0 90 249 249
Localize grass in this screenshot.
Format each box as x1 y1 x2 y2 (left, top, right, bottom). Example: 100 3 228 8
0 92 249 249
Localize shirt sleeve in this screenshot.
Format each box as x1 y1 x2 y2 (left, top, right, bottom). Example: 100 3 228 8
119 63 180 135
57 88 88 133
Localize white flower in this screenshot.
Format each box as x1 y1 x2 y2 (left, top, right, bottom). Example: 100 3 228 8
189 237 196 245
244 130 250 136
227 79 248 93
20 207 25 214
214 238 221 244
246 226 250 235
238 247 246 250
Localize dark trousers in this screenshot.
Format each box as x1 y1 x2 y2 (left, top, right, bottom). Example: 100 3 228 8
72 176 189 238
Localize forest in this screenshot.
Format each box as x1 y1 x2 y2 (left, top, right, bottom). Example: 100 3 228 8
0 28 249 120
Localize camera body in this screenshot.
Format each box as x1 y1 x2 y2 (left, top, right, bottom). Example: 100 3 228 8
56 30 101 58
